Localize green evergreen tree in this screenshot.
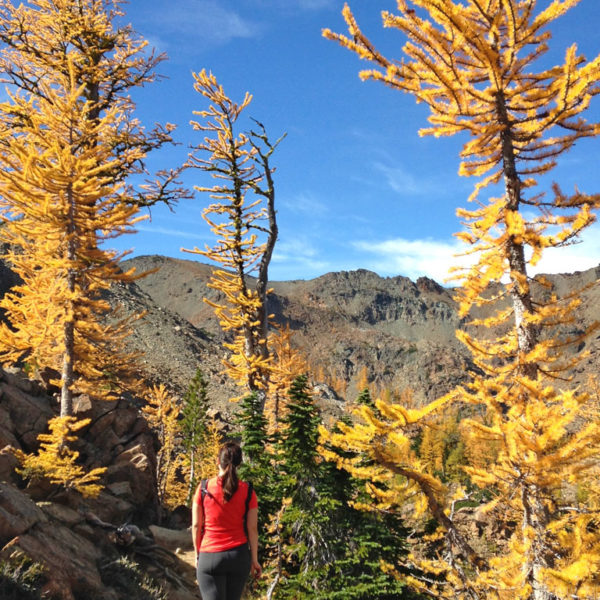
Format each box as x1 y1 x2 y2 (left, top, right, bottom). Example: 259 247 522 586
181 368 210 503
266 374 337 598
235 391 278 572
355 387 374 408
319 419 420 599
238 376 422 599
236 391 270 470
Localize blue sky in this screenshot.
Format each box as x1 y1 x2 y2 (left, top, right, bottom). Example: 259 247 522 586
113 0 600 283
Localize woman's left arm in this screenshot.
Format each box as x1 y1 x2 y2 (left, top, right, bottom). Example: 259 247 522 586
247 507 262 578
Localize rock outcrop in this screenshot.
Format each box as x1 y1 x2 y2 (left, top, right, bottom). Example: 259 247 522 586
0 368 199 600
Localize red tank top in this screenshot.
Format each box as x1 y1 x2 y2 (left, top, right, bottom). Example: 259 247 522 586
195 477 258 553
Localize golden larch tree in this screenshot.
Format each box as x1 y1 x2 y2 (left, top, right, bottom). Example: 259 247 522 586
0 70 142 415
322 2 600 599
185 70 284 403
15 416 106 498
142 383 183 509
0 0 184 416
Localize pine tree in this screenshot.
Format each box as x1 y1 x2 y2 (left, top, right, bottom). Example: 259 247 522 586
264 375 336 599
265 376 419 599
185 70 284 402
235 390 278 593
180 368 211 503
324 2 600 599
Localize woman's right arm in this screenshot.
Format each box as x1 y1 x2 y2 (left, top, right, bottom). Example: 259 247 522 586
247 507 262 578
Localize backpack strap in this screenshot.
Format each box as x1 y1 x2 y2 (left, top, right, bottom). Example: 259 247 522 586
243 481 253 539
199 479 209 538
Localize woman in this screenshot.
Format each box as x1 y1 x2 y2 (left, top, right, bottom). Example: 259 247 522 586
192 441 262 600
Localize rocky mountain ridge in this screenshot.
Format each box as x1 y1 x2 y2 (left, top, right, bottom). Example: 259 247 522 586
120 255 600 418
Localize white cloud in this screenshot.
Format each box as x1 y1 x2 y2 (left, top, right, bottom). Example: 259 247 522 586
530 226 600 276
148 1 260 46
373 162 423 196
282 191 329 216
354 237 472 283
371 161 453 197
353 224 600 284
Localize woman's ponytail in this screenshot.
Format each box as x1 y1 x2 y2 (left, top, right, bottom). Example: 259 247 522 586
219 441 242 502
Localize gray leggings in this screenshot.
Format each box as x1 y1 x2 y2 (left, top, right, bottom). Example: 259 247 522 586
196 543 251 600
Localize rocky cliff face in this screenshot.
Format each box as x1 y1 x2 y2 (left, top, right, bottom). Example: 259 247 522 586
121 256 475 410
3 252 597 417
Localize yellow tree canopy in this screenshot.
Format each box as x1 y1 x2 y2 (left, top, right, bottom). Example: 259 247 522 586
323 2 600 598
186 70 284 398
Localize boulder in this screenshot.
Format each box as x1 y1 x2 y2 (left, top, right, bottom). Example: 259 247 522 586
112 406 139 437
76 490 135 525
0 404 19 449
0 383 54 450
0 483 47 546
0 519 103 599
149 524 193 552
108 436 157 508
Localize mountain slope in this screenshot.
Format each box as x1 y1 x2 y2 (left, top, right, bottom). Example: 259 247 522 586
122 256 600 411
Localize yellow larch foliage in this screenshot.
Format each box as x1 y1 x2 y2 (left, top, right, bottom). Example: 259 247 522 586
0 76 144 416
185 70 283 401
418 420 445 476
319 391 453 520
180 416 222 508
145 381 221 510
16 416 106 498
142 384 182 509
324 2 600 599
265 323 310 433
0 0 175 417
355 365 370 394
194 417 222 482
461 412 500 472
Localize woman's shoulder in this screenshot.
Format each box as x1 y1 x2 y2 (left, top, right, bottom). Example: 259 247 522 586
239 480 258 506
239 479 256 492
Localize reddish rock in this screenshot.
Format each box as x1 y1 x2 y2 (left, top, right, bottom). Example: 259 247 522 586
1 520 102 598
0 383 53 447
0 405 19 449
112 406 139 437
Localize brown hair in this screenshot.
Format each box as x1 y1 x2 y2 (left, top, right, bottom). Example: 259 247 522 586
219 441 242 502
